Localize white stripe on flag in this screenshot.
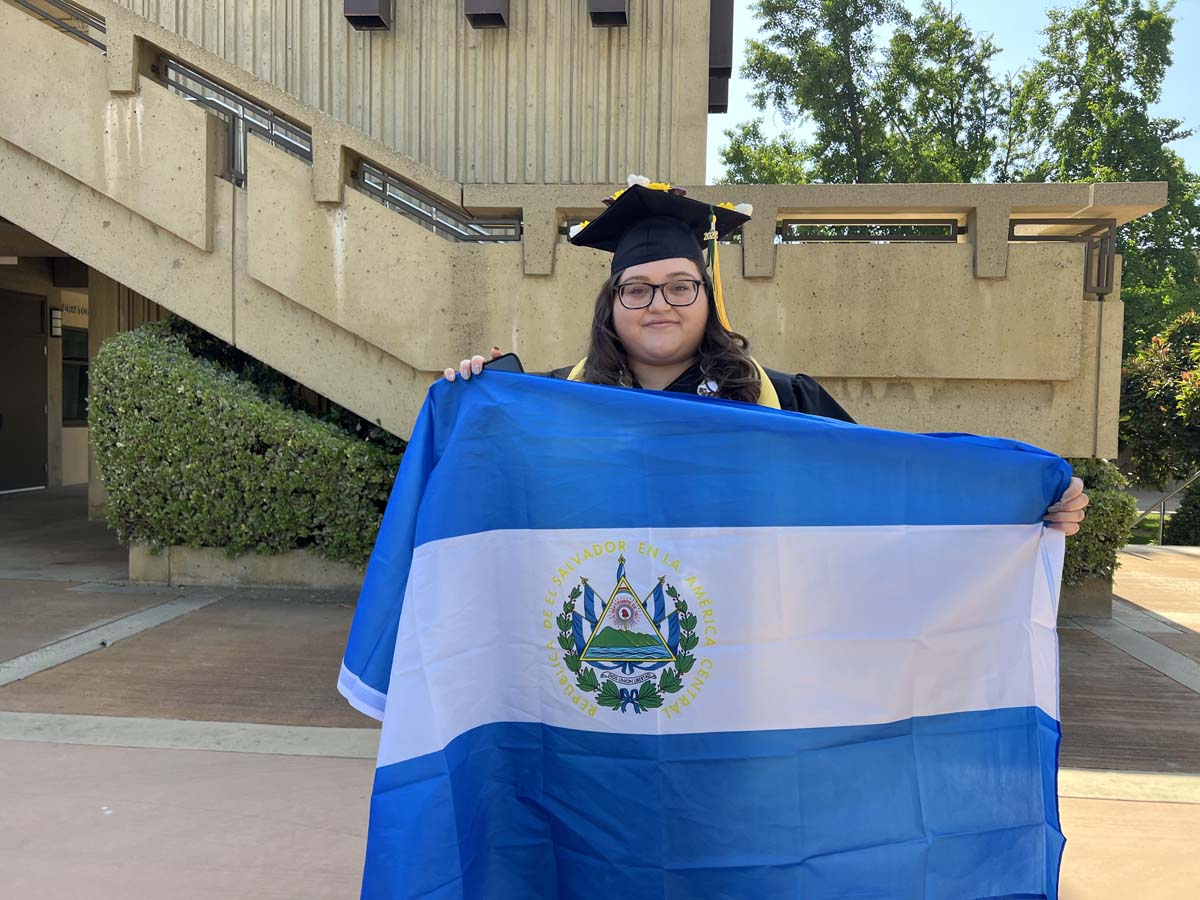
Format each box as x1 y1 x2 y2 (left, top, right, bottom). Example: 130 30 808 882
377 525 1062 768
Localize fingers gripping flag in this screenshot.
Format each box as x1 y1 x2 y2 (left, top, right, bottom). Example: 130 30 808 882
339 373 1070 900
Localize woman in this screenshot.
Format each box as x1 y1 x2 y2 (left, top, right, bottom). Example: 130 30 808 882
445 178 1089 533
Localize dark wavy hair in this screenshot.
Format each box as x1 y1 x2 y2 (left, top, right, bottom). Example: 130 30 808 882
580 267 762 404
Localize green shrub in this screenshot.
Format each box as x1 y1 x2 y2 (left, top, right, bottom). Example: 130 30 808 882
158 317 406 455
89 322 401 563
1163 481 1200 545
1061 458 1138 586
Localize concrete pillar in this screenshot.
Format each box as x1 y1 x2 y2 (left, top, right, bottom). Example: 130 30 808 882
46 316 63 488
86 270 119 520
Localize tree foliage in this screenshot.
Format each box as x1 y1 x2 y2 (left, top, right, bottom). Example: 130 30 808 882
1119 311 1200 486
877 2 1003 182
719 120 812 185
726 0 1005 184
1023 0 1200 355
732 0 908 184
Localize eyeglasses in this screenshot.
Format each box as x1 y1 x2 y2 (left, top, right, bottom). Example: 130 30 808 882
614 279 704 310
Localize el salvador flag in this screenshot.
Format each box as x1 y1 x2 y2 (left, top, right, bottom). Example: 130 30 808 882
340 372 1069 900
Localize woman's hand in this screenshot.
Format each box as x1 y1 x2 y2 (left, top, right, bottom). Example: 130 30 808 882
444 347 503 382
1044 477 1089 536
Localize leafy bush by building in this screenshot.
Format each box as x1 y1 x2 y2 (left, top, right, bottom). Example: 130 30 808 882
89 322 401 563
1062 457 1139 586
158 316 406 456
1163 481 1200 546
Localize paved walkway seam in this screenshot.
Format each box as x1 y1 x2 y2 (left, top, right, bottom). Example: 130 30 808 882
0 711 379 758
1060 768 1200 804
1074 616 1200 696
0 592 223 687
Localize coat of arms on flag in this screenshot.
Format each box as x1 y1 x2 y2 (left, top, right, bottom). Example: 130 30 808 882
552 554 706 715
339 373 1069 900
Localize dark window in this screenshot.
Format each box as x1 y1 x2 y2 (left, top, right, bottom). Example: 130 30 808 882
63 327 88 426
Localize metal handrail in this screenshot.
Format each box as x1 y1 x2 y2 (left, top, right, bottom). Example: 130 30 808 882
16 0 519 242
154 56 313 185
1131 468 1200 545
149 56 518 241
778 219 965 243
355 162 521 242
11 0 106 51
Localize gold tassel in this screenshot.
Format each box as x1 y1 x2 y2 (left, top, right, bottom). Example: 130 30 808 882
709 210 732 331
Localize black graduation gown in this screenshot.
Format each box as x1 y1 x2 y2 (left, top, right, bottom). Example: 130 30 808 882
545 363 855 423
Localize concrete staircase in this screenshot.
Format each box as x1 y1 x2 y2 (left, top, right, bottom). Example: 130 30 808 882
0 0 531 435
0 0 1167 452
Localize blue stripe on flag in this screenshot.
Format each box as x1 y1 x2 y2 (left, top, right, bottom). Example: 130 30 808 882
361 707 1063 900
412 374 1071 547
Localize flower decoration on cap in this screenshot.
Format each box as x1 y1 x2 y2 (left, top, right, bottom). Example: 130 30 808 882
603 174 689 207
568 220 591 239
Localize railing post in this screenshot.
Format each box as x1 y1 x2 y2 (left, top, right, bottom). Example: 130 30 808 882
967 204 1011 279
311 119 347 206
105 25 138 95
741 208 779 278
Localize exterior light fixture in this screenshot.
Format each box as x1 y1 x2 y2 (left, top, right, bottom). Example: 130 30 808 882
50 307 63 338
588 0 629 26
344 0 392 31
465 0 509 28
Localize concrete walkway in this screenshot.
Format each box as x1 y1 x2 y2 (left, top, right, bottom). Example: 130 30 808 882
2 489 1200 897
0 488 375 897
0 485 126 582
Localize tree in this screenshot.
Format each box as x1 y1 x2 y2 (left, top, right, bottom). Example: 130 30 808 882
730 0 909 184
991 70 1056 183
1020 0 1200 353
1119 310 1200 487
878 1 1004 183
724 0 1006 185
720 120 812 185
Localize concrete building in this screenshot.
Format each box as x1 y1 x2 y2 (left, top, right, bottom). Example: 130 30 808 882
0 0 1167 502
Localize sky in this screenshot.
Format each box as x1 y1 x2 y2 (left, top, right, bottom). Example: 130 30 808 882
705 0 1200 182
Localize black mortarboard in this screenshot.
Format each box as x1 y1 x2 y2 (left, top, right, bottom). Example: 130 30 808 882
568 184 751 275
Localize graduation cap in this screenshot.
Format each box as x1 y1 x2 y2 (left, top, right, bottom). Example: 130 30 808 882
568 177 752 331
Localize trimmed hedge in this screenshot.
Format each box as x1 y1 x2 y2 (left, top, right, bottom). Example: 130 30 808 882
1164 481 1200 545
90 322 401 563
1062 457 1138 586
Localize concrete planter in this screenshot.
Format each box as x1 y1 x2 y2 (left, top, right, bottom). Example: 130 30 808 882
130 544 365 589
1060 575 1113 618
